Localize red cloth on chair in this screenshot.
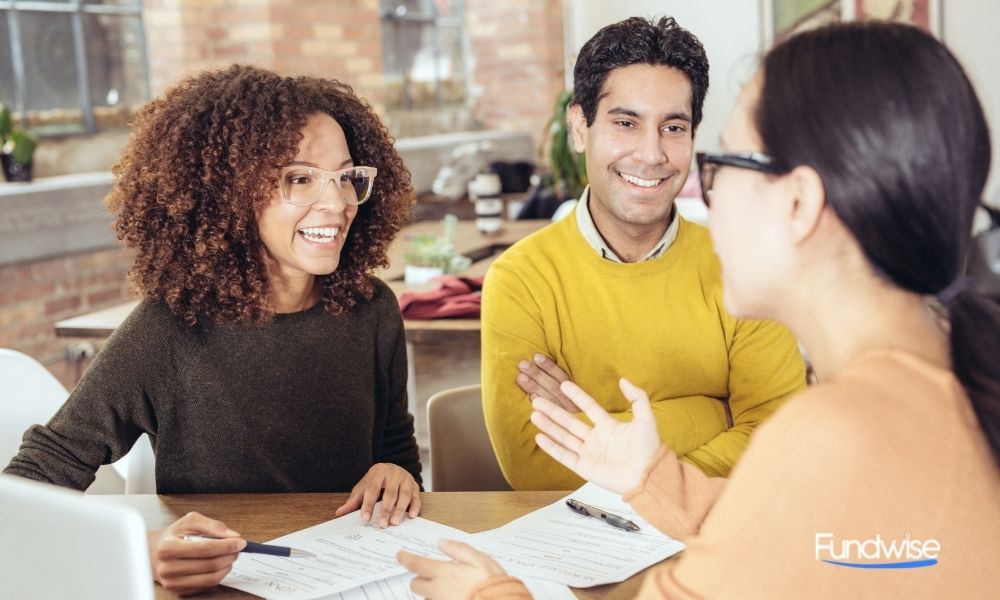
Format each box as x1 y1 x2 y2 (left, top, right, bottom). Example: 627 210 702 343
398 276 485 319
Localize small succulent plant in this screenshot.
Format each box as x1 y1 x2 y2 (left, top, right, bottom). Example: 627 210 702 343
404 214 472 273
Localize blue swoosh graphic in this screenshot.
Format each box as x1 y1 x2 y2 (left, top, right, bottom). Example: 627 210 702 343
821 559 938 569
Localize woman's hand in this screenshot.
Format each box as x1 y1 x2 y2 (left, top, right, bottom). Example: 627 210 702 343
531 378 662 494
516 353 579 412
335 463 421 528
147 511 246 596
398 539 508 599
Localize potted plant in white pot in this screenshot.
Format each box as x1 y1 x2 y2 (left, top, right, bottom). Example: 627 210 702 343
403 214 472 285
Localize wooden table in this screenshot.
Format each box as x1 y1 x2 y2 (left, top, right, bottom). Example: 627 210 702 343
103 491 652 599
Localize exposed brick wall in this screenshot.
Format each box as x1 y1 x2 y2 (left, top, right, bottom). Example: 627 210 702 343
142 0 385 107
0 0 567 391
30 0 566 176
0 248 133 388
466 0 566 146
1 0 388 389
143 0 564 143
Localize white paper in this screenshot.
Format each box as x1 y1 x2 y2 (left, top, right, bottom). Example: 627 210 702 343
523 577 579 600
221 504 474 600
312 573 417 600
312 573 576 600
472 483 685 587
223 484 678 598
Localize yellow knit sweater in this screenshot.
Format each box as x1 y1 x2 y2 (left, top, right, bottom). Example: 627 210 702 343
482 211 806 490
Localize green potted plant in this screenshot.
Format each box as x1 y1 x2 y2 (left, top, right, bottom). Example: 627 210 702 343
403 214 472 284
0 101 39 182
541 90 587 201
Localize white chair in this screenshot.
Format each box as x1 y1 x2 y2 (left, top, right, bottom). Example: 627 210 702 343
426 384 511 492
675 196 709 226
551 199 577 222
0 348 127 494
125 433 156 494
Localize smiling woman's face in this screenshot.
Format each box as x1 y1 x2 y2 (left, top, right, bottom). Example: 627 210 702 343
256 112 359 287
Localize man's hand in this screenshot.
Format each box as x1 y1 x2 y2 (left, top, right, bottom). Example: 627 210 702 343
531 378 662 494
398 539 508 599
516 353 579 412
334 463 421 528
147 511 246 596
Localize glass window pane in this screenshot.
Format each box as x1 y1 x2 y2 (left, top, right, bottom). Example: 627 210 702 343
383 0 434 18
382 0 466 110
383 20 429 108
18 10 84 131
0 14 16 109
438 0 464 18
85 0 142 7
84 14 148 114
437 24 465 105
381 19 402 80
410 22 437 107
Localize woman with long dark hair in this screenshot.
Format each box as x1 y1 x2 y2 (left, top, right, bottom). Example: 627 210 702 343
399 21 999 599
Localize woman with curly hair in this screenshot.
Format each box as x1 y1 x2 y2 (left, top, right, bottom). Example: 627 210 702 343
4 64 422 594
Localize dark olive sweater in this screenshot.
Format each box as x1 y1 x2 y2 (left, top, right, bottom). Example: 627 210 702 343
4 279 421 493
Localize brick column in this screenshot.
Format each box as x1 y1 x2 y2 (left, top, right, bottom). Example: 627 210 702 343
466 0 566 145
0 249 133 388
142 0 384 106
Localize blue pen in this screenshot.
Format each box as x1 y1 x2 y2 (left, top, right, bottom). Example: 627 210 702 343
183 534 316 558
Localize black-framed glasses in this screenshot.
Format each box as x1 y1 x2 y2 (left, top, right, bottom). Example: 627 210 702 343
278 165 378 206
696 152 790 207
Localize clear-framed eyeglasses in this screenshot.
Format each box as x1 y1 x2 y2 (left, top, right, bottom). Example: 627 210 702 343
278 165 378 206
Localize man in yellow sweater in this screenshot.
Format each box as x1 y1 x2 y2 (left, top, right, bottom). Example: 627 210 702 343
482 16 806 490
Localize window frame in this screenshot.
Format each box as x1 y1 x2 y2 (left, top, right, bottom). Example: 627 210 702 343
380 0 469 110
0 0 149 135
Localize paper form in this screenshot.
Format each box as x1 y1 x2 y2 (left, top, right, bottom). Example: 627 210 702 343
313 573 576 600
222 484 678 598
472 483 686 587
221 504 475 600
522 577 579 600
314 573 418 600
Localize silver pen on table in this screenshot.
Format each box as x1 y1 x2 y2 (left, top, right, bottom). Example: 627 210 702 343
565 498 641 532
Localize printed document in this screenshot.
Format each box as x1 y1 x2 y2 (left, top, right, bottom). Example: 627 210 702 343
221 505 473 600
219 484 682 598
473 483 686 587
316 573 576 600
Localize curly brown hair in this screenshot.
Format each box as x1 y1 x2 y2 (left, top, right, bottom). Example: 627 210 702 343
105 64 414 326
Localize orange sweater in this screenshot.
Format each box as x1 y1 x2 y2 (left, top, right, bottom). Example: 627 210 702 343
472 350 1000 599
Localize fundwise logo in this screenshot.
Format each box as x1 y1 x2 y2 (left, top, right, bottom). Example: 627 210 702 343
815 532 941 569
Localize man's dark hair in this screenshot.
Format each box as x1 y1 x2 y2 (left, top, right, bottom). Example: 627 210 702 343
572 16 709 129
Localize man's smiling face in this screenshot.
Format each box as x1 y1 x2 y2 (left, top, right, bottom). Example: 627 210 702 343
570 63 694 230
